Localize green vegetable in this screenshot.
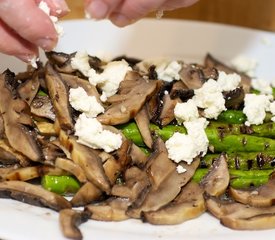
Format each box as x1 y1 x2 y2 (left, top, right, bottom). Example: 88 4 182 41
192 168 273 189
201 152 275 170
120 122 275 152
41 175 81 195
216 110 247 124
37 89 48 96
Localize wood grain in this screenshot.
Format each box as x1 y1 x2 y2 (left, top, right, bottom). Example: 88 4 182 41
63 0 275 32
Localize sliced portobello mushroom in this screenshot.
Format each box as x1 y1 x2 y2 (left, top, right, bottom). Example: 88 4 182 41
86 197 132 221
17 71 40 105
129 143 149 168
71 182 102 207
111 166 150 201
55 157 87 183
127 158 200 218
35 121 57 136
0 139 30 166
59 209 90 240
229 178 275 207
97 79 158 125
30 95 55 121
204 53 251 93
60 73 101 102
200 153 230 197
158 93 179 126
134 105 153 148
223 87 245 109
0 180 71 211
142 181 205 225
0 70 43 162
45 63 74 131
59 131 111 194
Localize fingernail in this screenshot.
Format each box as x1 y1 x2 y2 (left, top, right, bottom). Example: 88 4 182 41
110 13 135 27
51 0 70 13
36 37 57 51
86 0 109 19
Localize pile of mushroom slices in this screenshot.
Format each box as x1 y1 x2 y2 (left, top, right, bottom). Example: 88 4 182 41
0 50 273 240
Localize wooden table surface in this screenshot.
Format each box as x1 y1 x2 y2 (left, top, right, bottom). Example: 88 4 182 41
63 0 275 32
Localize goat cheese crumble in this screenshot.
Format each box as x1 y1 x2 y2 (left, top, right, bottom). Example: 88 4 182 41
174 99 199 123
69 87 104 118
231 55 257 77
71 51 91 77
251 78 273 95
217 71 241 91
193 79 226 119
156 60 182 82
176 165 187 174
243 94 271 126
75 114 122 153
88 60 132 98
166 118 209 164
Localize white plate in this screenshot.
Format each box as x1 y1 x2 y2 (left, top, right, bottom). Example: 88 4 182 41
1 19 275 240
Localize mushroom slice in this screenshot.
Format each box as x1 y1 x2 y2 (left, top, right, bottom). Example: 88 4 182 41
111 166 150 201
0 181 71 211
229 178 275 207
204 53 251 93
86 197 132 221
45 63 74 131
134 105 153 148
127 158 200 218
129 143 148 167
221 205 275 230
0 70 43 162
60 73 101 102
35 121 57 136
4 165 68 181
55 157 87 183
200 153 229 197
17 71 40 105
46 51 72 66
97 79 157 125
31 95 55 121
0 139 30 166
103 154 122 185
71 182 102 207
223 87 245 109
59 209 90 240
142 181 205 225
59 131 111 194
158 93 180 126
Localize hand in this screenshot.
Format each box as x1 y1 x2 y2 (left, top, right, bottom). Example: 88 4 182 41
0 0 69 62
84 0 199 27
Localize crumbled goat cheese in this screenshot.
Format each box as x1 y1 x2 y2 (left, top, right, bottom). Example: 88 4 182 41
193 79 226 119
176 165 186 174
156 60 181 82
231 55 257 77
269 101 275 122
166 118 209 164
243 94 271 126
251 78 273 95
88 60 132 98
174 99 199 123
165 132 197 164
184 118 209 157
217 71 241 91
71 51 91 77
29 56 39 69
69 87 104 118
75 114 122 152
39 1 64 36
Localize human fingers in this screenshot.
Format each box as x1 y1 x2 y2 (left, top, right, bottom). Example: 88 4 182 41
84 0 122 19
109 0 199 26
0 20 38 61
0 0 57 51
35 0 70 17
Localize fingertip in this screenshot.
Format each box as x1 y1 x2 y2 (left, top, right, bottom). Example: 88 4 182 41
109 13 137 27
86 0 109 19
